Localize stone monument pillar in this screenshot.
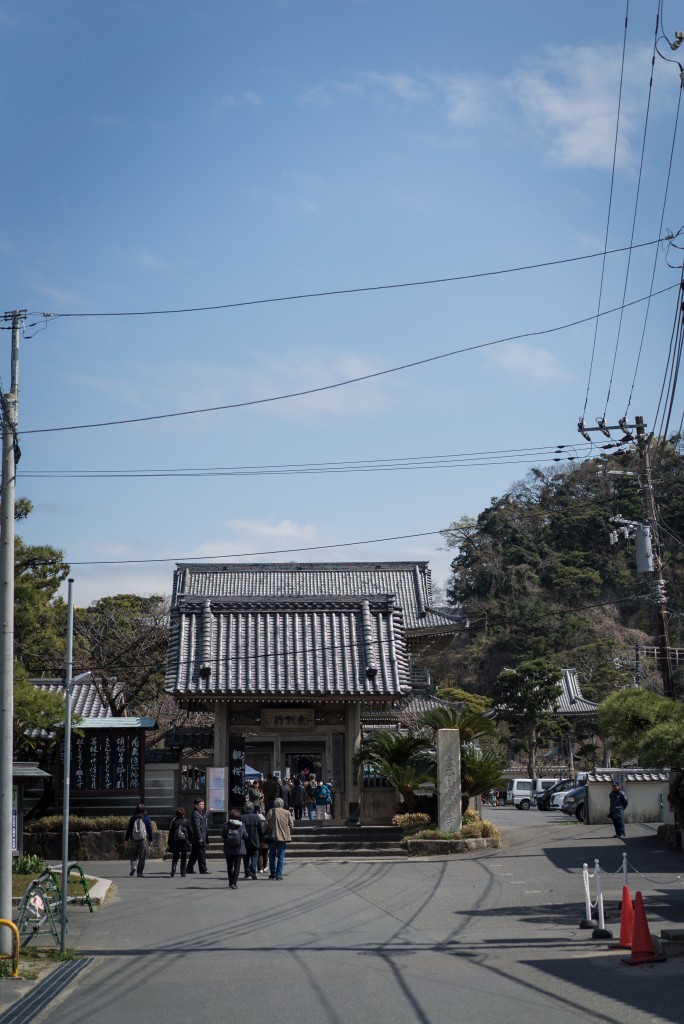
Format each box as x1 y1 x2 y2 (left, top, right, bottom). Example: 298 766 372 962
437 728 461 832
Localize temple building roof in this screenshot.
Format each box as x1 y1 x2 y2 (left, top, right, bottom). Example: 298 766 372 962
172 561 463 636
554 668 599 719
165 594 411 701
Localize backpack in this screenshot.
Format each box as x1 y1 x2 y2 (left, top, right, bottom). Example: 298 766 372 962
174 822 188 844
222 824 241 851
132 816 146 841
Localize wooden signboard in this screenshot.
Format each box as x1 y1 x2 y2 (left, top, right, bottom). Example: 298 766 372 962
261 708 315 731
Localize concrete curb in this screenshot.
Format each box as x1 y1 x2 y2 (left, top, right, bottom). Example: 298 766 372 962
11 874 114 908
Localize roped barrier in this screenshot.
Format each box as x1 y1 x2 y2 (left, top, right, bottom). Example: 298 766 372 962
0 919 20 977
581 859 612 938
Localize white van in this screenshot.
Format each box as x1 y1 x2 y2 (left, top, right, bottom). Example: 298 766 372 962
506 778 556 810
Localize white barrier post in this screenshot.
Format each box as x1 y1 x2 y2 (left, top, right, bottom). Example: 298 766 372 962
580 862 598 929
592 858 613 939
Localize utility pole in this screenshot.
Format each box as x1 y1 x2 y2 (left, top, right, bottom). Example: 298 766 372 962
0 310 24 952
634 416 675 699
580 413 675 698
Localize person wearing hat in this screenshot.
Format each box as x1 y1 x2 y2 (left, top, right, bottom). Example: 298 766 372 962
608 780 628 838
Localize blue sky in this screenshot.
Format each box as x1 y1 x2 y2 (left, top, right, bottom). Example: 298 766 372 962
2 0 683 605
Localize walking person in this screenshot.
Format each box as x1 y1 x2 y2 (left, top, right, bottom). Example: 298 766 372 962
304 776 317 821
291 777 305 821
314 779 332 825
265 797 292 880
221 808 250 889
187 797 211 874
168 806 192 878
125 803 153 877
608 780 628 838
280 776 292 813
241 801 263 880
262 772 280 812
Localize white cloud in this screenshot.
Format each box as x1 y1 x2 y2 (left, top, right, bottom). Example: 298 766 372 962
246 349 392 419
486 342 572 382
299 84 336 106
508 45 646 170
243 90 263 106
361 71 431 102
222 519 318 541
136 247 171 273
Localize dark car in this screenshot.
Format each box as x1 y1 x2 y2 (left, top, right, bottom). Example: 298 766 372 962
536 778 574 811
560 785 587 822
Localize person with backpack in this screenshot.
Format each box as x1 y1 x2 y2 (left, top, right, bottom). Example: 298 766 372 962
240 801 263 881
221 808 250 889
168 806 192 878
314 780 332 824
125 803 153 877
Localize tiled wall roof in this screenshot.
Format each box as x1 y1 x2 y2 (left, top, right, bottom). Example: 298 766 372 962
30 675 123 718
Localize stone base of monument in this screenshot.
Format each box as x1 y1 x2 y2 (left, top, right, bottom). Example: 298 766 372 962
405 837 499 855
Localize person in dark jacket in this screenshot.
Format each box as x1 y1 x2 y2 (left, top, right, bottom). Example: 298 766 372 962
168 806 192 878
262 773 280 811
608 780 628 838
125 803 153 877
290 778 305 820
221 809 250 889
280 778 292 812
241 801 263 880
187 797 211 874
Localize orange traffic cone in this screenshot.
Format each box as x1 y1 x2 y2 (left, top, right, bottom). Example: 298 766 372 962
621 891 665 964
610 885 634 949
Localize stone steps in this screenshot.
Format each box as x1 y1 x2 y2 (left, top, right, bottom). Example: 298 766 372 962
205 823 406 859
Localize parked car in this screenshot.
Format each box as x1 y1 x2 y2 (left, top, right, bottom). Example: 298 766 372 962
560 785 587 822
536 778 575 811
506 777 557 810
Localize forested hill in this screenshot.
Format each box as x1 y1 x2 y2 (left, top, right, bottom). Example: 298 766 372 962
433 437 683 700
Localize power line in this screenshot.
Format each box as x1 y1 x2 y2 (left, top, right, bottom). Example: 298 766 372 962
23 281 681 436
19 442 601 480
30 236 670 321
583 0 631 422
54 489 645 568
604 2 658 418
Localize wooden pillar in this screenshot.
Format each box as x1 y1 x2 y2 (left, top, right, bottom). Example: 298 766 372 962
344 703 362 825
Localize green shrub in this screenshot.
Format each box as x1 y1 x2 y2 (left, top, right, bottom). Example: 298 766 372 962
408 828 459 841
392 812 432 834
12 853 47 875
462 809 480 825
24 815 143 834
459 822 486 838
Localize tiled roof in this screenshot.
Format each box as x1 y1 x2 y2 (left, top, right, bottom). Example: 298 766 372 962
30 675 124 719
172 561 462 634
165 595 411 700
554 668 599 718
588 768 669 784
12 762 51 779
362 692 463 728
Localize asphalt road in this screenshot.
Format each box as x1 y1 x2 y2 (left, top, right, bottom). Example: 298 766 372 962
7 813 684 1024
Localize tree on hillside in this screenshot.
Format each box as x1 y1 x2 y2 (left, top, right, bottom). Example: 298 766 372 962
597 687 684 766
435 440 684 695
74 594 169 715
494 658 562 778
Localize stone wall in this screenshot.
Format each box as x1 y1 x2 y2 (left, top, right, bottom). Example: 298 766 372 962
24 830 168 862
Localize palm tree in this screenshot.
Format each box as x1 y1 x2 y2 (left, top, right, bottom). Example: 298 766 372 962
355 731 433 810
419 706 497 745
459 744 507 814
